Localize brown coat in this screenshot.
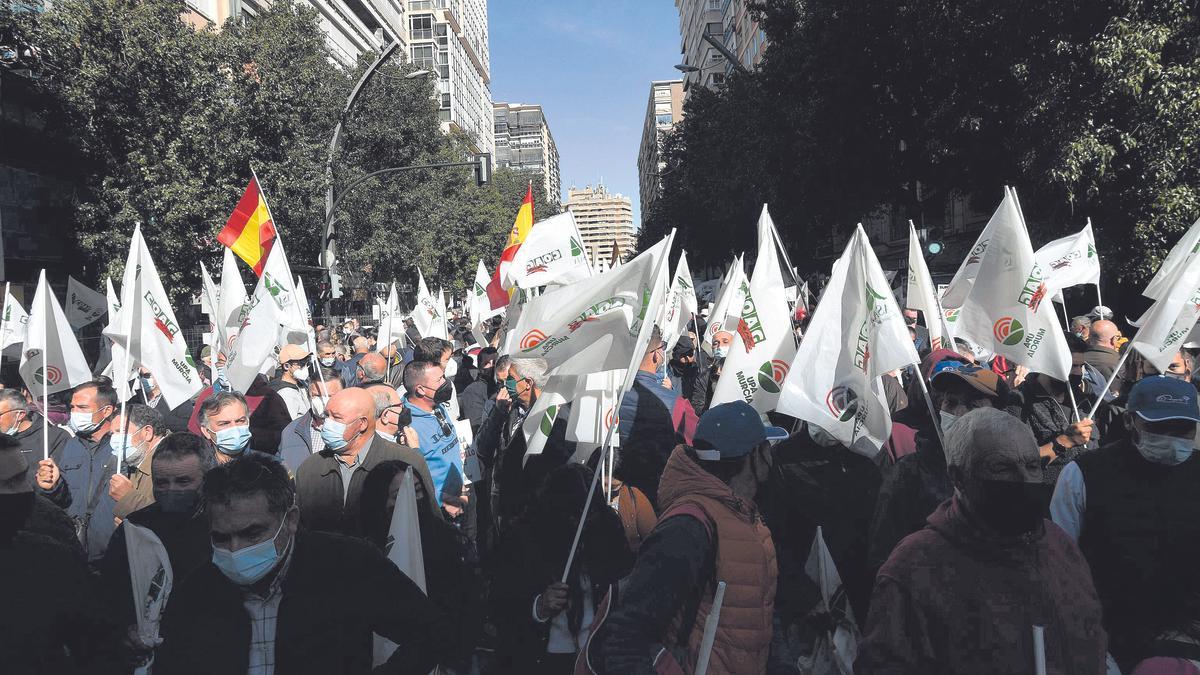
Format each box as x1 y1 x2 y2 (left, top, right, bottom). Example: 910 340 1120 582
657 446 777 675
113 446 156 520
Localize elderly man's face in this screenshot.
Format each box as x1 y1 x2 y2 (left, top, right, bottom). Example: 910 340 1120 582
712 331 733 353
938 379 995 417
950 413 1044 536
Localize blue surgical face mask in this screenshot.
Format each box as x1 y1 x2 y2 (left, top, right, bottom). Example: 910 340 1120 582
1135 430 1194 466
211 510 292 585
69 410 101 435
213 425 251 456
320 417 362 454
713 345 728 359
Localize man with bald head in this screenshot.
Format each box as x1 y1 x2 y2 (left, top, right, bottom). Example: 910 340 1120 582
859 408 1107 674
356 352 388 387
295 387 438 537
1085 319 1123 382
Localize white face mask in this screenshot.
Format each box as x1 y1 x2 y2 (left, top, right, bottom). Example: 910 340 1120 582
444 358 458 379
319 357 335 368
310 396 327 419
70 410 103 435
1135 430 1194 466
939 410 959 435
293 367 310 382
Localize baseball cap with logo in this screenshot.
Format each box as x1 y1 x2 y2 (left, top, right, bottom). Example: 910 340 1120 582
1128 375 1200 423
692 401 789 461
930 361 1007 400
1088 305 1114 321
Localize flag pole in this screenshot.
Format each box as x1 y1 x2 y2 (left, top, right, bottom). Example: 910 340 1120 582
1 282 9 368
41 283 48 461
1087 348 1132 420
914 374 947 453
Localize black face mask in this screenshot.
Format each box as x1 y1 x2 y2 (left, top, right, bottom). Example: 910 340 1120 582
1068 373 1084 389
972 480 1044 536
431 379 454 404
480 367 494 382
154 489 199 515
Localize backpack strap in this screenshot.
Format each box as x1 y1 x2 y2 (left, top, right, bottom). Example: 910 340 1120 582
657 501 718 650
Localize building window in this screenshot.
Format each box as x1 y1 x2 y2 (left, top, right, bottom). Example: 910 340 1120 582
705 22 722 37
441 93 451 109
656 114 672 125
411 15 433 40
411 45 435 68
409 0 432 9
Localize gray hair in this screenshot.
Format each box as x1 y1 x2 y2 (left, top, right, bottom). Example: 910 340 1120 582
944 407 1037 478
509 357 550 389
0 389 28 412
1070 316 1092 331
367 385 399 416
198 391 249 429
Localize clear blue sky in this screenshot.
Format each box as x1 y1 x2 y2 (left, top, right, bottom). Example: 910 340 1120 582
488 0 682 226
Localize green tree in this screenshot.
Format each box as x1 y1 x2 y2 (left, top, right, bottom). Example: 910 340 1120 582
649 0 1200 306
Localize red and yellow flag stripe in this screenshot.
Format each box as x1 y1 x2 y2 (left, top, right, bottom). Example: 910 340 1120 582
218 176 277 276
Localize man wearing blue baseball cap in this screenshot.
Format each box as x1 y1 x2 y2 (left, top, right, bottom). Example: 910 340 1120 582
1051 375 1200 669
595 401 787 674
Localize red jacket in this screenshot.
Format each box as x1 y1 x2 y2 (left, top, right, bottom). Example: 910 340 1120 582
858 496 1107 675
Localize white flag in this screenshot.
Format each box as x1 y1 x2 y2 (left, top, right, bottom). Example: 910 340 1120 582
103 225 203 408
509 211 594 289
659 251 699 352
778 225 919 456
65 276 108 330
1143 216 1200 300
218 247 248 356
373 468 426 666
1128 258 1200 373
800 527 858 675
906 222 955 350
940 200 1006 323
523 233 675 459
509 234 672 377
701 255 748 356
711 206 798 414
469 260 504 329
20 271 93 398
377 282 404 350
100 278 136 400
1034 221 1101 296
946 189 1071 380
411 271 448 340
522 374 584 459
223 235 306 393
0 286 29 352
124 522 173 652
565 370 624 447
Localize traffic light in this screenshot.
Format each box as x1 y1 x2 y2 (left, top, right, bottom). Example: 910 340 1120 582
473 153 492 187
330 272 344 299
925 228 944 257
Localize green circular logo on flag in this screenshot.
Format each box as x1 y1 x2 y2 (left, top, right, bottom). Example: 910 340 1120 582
756 360 789 394
993 317 1025 346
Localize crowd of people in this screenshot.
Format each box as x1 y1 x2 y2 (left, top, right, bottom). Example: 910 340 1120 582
2 301 1199 675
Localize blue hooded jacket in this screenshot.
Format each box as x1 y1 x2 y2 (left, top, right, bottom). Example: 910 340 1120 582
403 399 464 505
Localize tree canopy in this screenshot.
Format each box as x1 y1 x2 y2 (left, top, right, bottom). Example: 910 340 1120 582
5 0 553 305
644 0 1200 306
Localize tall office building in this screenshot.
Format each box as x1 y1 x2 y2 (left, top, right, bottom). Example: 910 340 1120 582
408 0 494 158
564 184 635 268
636 80 684 228
493 102 560 206
674 0 767 93
186 0 409 69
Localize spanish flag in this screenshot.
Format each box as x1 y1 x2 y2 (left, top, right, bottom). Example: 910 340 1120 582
486 183 534 310
218 176 277 277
